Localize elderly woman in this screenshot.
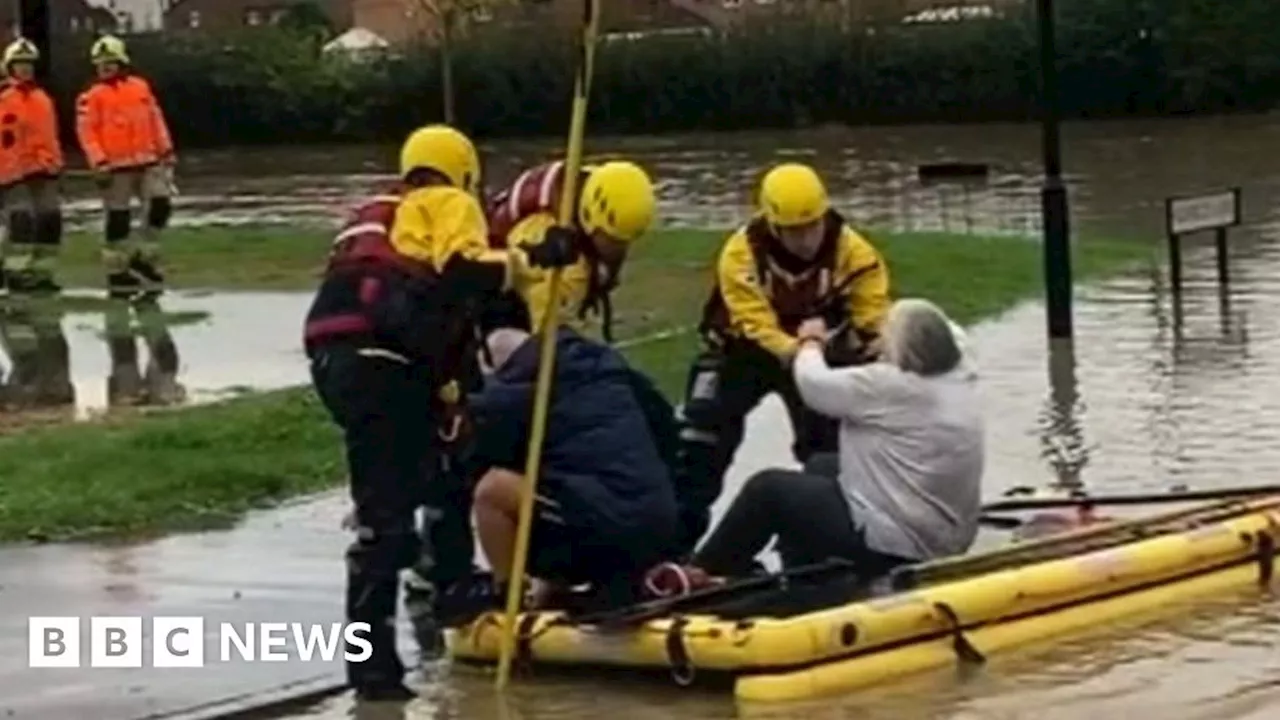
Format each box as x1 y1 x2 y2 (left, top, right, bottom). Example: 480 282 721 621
688 298 984 577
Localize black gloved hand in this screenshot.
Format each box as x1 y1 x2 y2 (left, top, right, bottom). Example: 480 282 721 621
521 226 581 269
824 325 878 367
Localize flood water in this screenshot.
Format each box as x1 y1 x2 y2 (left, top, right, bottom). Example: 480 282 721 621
10 115 1280 718
0 291 311 425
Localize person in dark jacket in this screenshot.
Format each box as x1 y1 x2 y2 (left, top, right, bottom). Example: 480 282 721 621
469 327 679 606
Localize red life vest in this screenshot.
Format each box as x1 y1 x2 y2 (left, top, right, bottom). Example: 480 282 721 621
304 190 438 344
487 161 587 247
698 213 845 341
326 188 435 279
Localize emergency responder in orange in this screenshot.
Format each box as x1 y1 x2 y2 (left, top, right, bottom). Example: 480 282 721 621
303 124 576 700
0 38 64 293
673 163 892 554
482 158 656 338
75 35 175 300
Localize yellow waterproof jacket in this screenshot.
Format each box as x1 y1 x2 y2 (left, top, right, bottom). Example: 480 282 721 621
502 212 593 332
702 213 891 361
389 185 531 291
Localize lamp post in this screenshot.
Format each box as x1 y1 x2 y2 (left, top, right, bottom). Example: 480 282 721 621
1037 0 1073 339
19 0 52 81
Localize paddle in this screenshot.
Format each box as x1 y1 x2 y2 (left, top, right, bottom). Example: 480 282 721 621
981 485 1280 513
493 0 602 692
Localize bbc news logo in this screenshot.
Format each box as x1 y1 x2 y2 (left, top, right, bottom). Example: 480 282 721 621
28 617 373 668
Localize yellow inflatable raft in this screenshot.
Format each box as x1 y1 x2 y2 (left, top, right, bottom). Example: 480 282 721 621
449 498 1280 701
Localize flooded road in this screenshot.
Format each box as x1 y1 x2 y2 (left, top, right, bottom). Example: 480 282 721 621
11 115 1280 716
64 114 1280 244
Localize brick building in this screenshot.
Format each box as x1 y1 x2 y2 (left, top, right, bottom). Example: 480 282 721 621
162 0 353 32
353 0 713 47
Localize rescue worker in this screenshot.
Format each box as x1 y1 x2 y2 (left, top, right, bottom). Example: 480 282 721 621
674 163 892 555
482 158 657 338
302 124 576 700
0 38 64 294
403 157 659 639
75 35 175 301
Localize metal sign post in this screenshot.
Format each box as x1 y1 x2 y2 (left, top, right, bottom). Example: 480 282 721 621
1164 188 1242 298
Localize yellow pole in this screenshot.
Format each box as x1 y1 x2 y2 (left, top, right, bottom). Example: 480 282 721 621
494 0 602 691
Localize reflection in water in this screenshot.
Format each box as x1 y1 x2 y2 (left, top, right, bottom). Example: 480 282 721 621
0 305 74 414
103 299 187 408
1039 338 1089 493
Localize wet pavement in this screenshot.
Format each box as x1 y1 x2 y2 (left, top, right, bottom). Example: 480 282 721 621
10 117 1280 716
0 495 352 719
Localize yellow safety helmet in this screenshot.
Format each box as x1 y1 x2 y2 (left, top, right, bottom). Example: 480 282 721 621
578 161 655 242
759 163 829 227
90 35 129 65
398 124 480 196
3 38 38 67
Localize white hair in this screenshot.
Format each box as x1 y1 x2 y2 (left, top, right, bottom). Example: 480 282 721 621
481 328 531 374
880 298 963 377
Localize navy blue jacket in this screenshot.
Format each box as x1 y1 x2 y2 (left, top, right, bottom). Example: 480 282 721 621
470 328 678 553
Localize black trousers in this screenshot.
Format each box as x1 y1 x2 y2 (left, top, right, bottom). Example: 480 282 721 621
692 461 909 578
310 343 436 689
675 340 839 554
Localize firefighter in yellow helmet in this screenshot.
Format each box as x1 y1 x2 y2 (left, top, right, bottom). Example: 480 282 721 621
75 34 175 300
0 38 64 293
482 158 656 338
672 163 892 554
302 124 574 701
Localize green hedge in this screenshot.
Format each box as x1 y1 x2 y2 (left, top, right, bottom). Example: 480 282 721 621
44 0 1280 148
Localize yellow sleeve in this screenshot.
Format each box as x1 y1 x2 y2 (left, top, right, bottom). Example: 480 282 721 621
718 230 798 360
504 212 591 331
390 186 516 290
837 227 891 335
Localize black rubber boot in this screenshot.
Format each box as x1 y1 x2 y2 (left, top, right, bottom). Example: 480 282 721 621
128 253 164 300
432 572 505 628
107 270 142 302
6 269 59 295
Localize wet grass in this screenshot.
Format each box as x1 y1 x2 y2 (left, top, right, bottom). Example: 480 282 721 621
57 225 330 290
0 228 1152 541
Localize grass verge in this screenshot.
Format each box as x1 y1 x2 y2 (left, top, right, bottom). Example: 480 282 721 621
0 228 1151 541
55 226 330 291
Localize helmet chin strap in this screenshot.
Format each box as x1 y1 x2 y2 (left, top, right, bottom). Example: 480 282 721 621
576 239 619 343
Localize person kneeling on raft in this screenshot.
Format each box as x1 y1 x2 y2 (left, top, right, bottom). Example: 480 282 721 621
464 326 680 614
687 298 985 578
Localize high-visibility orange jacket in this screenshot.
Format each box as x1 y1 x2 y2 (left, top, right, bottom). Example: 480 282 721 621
0 79 63 186
75 74 173 170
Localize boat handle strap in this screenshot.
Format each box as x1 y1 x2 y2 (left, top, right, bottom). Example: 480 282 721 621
515 613 541 672
934 602 986 667
1256 528 1276 588
666 616 696 686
